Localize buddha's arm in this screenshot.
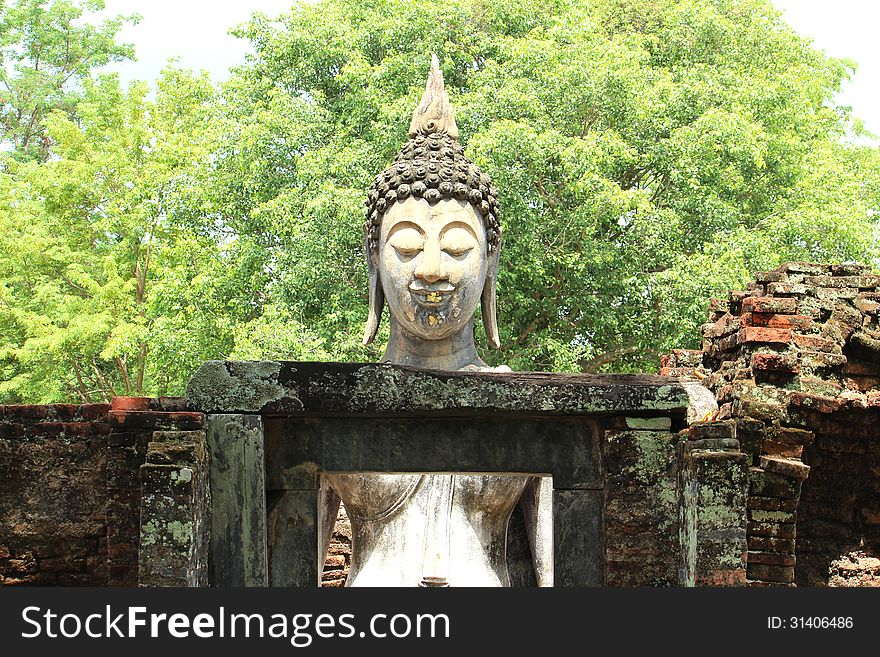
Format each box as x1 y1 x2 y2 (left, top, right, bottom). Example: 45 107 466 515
520 476 553 587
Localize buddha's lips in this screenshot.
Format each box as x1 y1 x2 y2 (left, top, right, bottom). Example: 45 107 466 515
409 284 455 304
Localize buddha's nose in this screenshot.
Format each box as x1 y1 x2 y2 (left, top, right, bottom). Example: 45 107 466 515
414 241 446 283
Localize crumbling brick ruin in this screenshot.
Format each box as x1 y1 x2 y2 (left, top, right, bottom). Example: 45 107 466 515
666 262 880 586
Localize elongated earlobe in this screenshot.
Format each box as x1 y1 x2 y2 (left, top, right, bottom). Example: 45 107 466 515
363 251 384 345
481 245 501 349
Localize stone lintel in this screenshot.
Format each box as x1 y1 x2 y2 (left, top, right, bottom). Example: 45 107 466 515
186 361 690 418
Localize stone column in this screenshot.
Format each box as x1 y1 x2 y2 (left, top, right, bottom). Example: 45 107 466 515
139 430 209 586
205 414 267 587
678 422 749 586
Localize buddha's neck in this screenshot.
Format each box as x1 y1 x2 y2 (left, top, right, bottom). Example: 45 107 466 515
382 320 485 371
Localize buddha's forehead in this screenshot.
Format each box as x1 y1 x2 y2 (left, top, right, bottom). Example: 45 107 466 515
383 197 483 234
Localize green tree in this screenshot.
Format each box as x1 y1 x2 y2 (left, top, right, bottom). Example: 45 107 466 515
0 0 138 162
215 0 879 373
0 68 230 402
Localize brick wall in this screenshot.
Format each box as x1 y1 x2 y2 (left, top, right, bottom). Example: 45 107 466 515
0 398 204 586
686 261 880 586
0 404 111 585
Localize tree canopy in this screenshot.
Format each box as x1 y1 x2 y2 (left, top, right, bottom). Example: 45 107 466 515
1 0 878 402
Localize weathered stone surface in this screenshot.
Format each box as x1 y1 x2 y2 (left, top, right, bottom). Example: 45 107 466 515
187 361 691 417
703 314 740 338
849 330 880 358
624 416 672 430
747 535 795 553
0 409 110 586
747 563 795 583
687 420 735 441
774 427 814 446
747 521 797 539
554 489 603 586
761 438 803 459
749 468 802 499
679 448 749 587
266 417 602 490
206 414 267 587
779 262 830 276
816 286 858 300
138 430 209 587
267 490 320 587
741 296 798 314
787 391 841 414
760 456 810 480
750 352 799 374
793 333 841 353
768 282 812 297
604 429 680 586
804 275 880 289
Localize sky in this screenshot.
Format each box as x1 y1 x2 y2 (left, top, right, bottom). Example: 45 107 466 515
98 0 880 138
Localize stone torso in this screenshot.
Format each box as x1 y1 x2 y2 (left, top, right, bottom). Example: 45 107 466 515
325 472 529 586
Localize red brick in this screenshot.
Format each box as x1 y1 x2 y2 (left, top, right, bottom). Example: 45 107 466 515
747 536 796 553
787 391 841 414
741 313 813 330
696 570 747 586
323 554 346 569
750 352 799 374
80 404 111 421
738 327 792 345
4 405 50 419
108 411 204 430
741 297 798 314
111 397 151 411
775 428 814 446
748 521 797 539
759 456 810 480
861 509 880 525
845 360 880 376
748 580 796 587
793 333 840 352
748 497 799 512
761 439 804 459
47 404 80 419
748 552 796 567
747 563 795 583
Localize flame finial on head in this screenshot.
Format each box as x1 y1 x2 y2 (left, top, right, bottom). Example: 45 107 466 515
408 54 459 139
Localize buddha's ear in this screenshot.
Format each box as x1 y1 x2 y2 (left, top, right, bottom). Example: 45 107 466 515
363 246 384 346
481 241 501 349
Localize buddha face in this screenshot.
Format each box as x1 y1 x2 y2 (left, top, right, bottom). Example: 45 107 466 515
379 197 488 340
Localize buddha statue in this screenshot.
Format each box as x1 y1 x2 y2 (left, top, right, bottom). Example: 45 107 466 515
322 56 552 587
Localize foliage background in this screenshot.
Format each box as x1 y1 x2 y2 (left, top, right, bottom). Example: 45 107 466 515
1 0 878 402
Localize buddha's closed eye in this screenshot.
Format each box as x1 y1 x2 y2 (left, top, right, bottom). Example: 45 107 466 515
440 227 476 257
389 227 423 257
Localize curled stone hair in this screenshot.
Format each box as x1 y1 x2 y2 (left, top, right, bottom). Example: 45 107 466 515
364 55 501 253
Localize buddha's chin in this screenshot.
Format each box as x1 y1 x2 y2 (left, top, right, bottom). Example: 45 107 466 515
394 306 468 341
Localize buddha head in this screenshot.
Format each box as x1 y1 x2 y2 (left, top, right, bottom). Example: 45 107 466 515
363 56 502 352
